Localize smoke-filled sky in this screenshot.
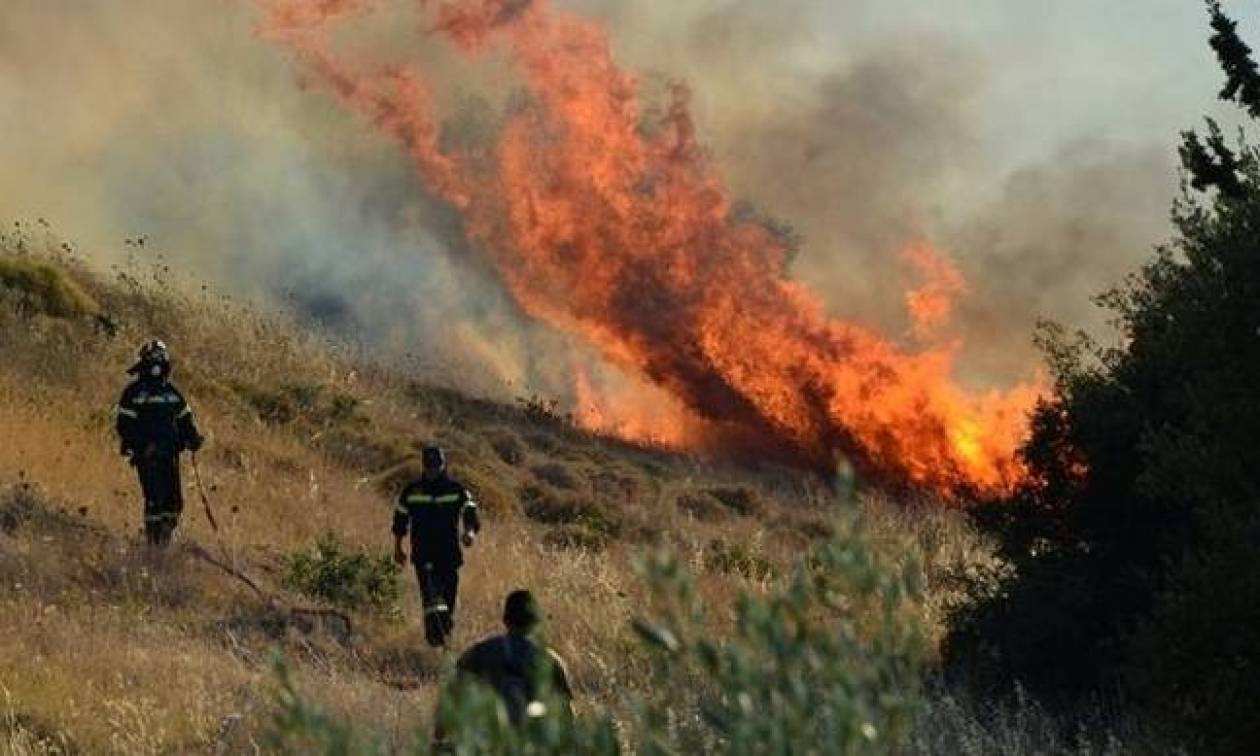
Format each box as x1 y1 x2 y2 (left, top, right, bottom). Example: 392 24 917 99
1 0 1255 396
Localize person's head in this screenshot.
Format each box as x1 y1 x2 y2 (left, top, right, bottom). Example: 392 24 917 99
503 589 540 634
421 445 446 480
128 339 171 380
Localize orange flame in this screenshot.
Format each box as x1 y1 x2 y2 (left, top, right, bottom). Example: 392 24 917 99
572 363 694 449
903 242 968 340
259 0 1043 496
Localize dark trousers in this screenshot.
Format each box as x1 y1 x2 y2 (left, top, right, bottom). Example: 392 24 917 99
135 454 183 546
415 561 460 647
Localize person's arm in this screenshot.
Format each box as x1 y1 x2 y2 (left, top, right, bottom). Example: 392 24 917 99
115 386 140 456
393 488 411 565
547 649 575 718
173 388 203 452
461 487 481 546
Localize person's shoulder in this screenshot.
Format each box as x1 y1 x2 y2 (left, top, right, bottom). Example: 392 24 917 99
458 634 506 669
544 646 570 672
119 378 143 398
442 476 470 495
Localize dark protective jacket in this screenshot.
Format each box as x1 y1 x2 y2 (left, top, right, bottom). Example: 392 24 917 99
393 474 481 568
115 376 202 457
456 633 573 726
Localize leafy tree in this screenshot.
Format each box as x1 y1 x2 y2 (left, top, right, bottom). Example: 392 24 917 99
947 2 1260 750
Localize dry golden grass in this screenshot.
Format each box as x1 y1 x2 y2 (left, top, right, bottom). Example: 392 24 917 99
0 226 992 753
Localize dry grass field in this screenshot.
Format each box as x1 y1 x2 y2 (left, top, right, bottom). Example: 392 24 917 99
1 224 1122 754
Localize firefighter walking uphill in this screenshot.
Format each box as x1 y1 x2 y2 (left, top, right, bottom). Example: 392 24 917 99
393 445 482 647
115 340 204 547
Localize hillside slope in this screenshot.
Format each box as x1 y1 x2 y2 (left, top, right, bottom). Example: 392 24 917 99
0 225 989 753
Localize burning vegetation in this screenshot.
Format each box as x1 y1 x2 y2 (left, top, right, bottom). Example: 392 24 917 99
260 0 1041 497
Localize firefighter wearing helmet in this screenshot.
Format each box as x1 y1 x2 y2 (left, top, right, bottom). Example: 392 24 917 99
393 445 482 647
114 340 204 546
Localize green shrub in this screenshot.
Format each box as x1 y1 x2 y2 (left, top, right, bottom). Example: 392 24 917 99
703 538 775 581
0 255 98 318
282 532 401 614
233 382 364 428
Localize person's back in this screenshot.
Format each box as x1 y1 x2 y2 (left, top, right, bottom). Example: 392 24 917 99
457 631 572 725
450 590 573 728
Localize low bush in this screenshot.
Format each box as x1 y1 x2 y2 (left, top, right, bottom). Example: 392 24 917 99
0 255 98 319
542 523 610 552
233 382 364 429
282 531 401 614
676 490 727 522
515 394 571 427
703 486 763 518
530 462 579 490
487 428 527 466
703 538 775 581
518 484 623 538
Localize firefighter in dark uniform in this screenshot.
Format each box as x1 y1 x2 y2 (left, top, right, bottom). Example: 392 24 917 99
114 340 204 546
433 591 573 746
454 590 573 726
393 445 481 647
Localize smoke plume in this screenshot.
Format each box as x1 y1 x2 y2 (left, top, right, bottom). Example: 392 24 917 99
1 0 1195 491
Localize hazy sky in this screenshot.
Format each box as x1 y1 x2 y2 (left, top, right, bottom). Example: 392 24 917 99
2 0 1256 390
823 0 1255 160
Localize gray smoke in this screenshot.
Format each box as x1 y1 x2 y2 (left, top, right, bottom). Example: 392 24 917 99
0 0 1234 398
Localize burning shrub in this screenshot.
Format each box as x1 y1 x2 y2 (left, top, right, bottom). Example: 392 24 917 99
515 394 571 427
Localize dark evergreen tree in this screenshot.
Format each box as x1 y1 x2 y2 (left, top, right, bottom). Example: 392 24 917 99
947 3 1260 751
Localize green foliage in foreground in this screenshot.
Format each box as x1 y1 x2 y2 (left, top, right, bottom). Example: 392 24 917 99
282 531 402 615
266 520 926 755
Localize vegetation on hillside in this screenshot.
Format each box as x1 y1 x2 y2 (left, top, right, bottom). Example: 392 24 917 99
0 224 981 753
0 219 1171 753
